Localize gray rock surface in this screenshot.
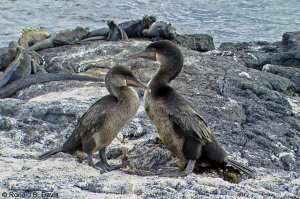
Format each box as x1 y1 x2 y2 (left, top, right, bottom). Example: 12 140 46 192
217 31 300 71
263 64 300 94
0 39 299 198
173 34 215 52
282 32 300 48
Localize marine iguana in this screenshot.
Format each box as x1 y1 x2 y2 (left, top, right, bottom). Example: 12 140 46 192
142 21 177 40
106 20 128 41
0 46 31 88
0 41 18 71
87 28 109 38
0 73 104 99
81 20 128 42
0 39 46 89
29 27 89 51
17 27 52 73
18 27 50 49
87 15 156 38
119 15 156 38
0 39 44 88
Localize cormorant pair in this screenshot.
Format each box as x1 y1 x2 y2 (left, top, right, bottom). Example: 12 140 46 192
39 40 254 176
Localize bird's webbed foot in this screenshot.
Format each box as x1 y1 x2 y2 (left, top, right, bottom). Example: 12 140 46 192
95 161 119 171
87 154 106 174
96 147 120 172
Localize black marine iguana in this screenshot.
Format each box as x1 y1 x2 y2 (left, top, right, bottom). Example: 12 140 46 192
106 20 128 41
141 21 215 51
142 21 177 40
87 15 156 38
82 20 128 42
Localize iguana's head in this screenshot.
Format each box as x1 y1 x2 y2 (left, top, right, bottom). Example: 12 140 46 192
165 23 177 39
107 20 117 29
142 15 157 28
74 26 90 39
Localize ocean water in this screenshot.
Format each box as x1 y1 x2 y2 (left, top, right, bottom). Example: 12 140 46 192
0 0 299 47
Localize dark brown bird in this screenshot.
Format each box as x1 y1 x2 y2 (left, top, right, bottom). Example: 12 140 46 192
39 65 150 172
130 40 255 175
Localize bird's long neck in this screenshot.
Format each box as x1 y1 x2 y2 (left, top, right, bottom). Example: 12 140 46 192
115 87 138 101
149 57 183 92
112 86 139 109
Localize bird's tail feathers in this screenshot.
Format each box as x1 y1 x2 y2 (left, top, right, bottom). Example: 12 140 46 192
227 158 255 176
38 147 63 160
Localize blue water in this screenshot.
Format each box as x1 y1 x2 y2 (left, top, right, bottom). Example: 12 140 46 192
0 0 299 47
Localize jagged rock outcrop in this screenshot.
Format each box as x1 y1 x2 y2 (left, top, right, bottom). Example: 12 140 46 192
173 34 215 52
217 31 300 70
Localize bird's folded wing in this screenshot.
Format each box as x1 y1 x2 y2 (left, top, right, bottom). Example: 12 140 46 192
166 98 212 142
73 95 117 140
74 109 108 140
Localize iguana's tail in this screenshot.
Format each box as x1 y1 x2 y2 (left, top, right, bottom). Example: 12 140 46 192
0 73 104 99
226 158 255 176
29 40 52 51
38 147 63 160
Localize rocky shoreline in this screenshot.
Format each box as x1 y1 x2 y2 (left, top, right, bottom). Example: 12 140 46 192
0 30 299 198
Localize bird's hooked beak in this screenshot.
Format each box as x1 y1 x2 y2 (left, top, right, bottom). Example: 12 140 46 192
128 47 157 61
126 76 151 92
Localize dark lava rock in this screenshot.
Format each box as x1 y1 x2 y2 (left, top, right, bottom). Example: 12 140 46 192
217 31 300 70
282 31 300 48
173 34 215 52
263 64 300 93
